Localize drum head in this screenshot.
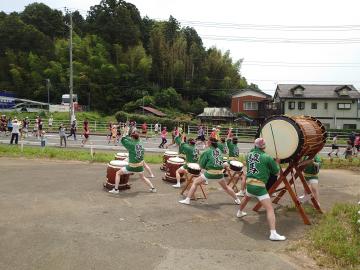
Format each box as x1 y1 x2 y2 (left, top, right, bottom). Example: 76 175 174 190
229 161 243 168
187 163 200 170
116 152 129 157
168 157 184 163
165 151 178 155
258 116 302 162
110 160 128 167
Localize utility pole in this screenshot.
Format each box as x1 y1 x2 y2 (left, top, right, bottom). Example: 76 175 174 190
66 11 75 123
46 79 50 111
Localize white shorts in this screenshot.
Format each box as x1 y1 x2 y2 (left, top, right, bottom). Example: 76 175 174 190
307 178 318 184
119 167 143 175
246 190 270 201
199 173 224 182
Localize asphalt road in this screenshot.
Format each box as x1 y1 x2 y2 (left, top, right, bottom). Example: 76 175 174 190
1 158 359 270
0 133 339 157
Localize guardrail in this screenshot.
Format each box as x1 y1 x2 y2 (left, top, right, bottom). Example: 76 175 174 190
10 118 357 141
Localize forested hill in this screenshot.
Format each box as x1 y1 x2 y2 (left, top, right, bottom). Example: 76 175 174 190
0 0 252 114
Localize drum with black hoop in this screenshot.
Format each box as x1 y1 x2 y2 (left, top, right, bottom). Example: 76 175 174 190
114 152 129 161
163 157 185 183
160 151 179 171
257 115 327 163
104 160 130 190
229 160 243 172
187 163 201 176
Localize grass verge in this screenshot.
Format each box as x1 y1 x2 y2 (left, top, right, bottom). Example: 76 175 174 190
304 203 360 269
0 145 163 164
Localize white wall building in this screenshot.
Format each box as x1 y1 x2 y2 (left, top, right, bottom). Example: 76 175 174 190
274 84 360 129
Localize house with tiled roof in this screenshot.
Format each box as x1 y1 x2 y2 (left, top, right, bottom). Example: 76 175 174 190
274 84 360 129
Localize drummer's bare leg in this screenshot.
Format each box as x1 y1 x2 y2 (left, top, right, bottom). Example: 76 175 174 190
139 172 156 192
143 162 155 178
109 169 126 194
179 175 204 205
218 179 240 204
236 173 246 197
260 197 286 240
173 167 185 188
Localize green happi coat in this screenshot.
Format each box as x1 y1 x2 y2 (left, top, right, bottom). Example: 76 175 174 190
218 142 228 155
303 155 321 180
121 136 144 172
175 136 199 168
199 146 224 180
226 139 239 160
246 147 280 196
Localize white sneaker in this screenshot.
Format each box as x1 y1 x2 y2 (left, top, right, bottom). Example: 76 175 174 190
298 194 311 203
236 190 245 197
234 198 241 205
204 180 209 185
269 233 286 241
149 188 157 193
109 188 119 194
172 184 181 188
179 198 190 205
236 210 247 218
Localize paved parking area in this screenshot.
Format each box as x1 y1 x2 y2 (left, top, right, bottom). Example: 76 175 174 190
0 158 359 270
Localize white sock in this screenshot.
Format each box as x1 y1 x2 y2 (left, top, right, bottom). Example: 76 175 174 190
270 230 277 235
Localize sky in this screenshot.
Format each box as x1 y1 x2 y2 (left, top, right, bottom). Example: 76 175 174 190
2 0 360 95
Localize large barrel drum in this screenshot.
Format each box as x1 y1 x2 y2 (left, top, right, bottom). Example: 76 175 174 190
257 115 327 163
160 151 178 171
103 160 130 190
163 157 185 183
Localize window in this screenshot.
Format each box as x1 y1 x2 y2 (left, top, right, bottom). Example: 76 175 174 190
343 124 356 129
288 101 295 110
324 102 328 109
244 101 258 111
298 102 305 110
294 89 304 96
311 103 317 109
337 103 351 110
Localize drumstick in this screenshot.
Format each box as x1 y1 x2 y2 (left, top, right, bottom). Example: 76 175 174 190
269 123 279 158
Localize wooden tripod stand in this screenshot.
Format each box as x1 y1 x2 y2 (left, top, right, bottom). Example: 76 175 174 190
243 152 323 225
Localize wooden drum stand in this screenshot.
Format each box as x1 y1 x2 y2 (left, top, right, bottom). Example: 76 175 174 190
180 172 207 200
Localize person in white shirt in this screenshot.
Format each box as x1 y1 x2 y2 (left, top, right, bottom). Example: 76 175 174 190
10 118 20 144
48 116 53 129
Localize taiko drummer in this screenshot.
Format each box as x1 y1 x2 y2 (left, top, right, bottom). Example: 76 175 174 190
179 137 240 205
237 138 286 241
226 132 246 197
172 133 199 188
109 132 156 194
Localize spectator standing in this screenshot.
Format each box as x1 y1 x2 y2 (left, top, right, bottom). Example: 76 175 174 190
154 122 159 135
67 120 77 140
40 131 47 148
349 132 356 154
328 134 339 157
48 115 53 130
10 118 20 144
22 117 29 138
355 133 360 156
141 122 148 139
7 117 13 136
81 119 90 146
159 127 167 148
59 124 67 147
344 140 353 159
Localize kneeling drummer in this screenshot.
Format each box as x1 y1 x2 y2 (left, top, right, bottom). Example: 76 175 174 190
179 137 240 205
173 134 199 188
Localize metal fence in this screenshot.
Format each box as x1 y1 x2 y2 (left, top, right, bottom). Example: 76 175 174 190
15 119 355 142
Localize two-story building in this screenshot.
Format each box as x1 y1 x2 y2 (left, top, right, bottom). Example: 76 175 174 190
274 84 360 129
231 89 274 124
